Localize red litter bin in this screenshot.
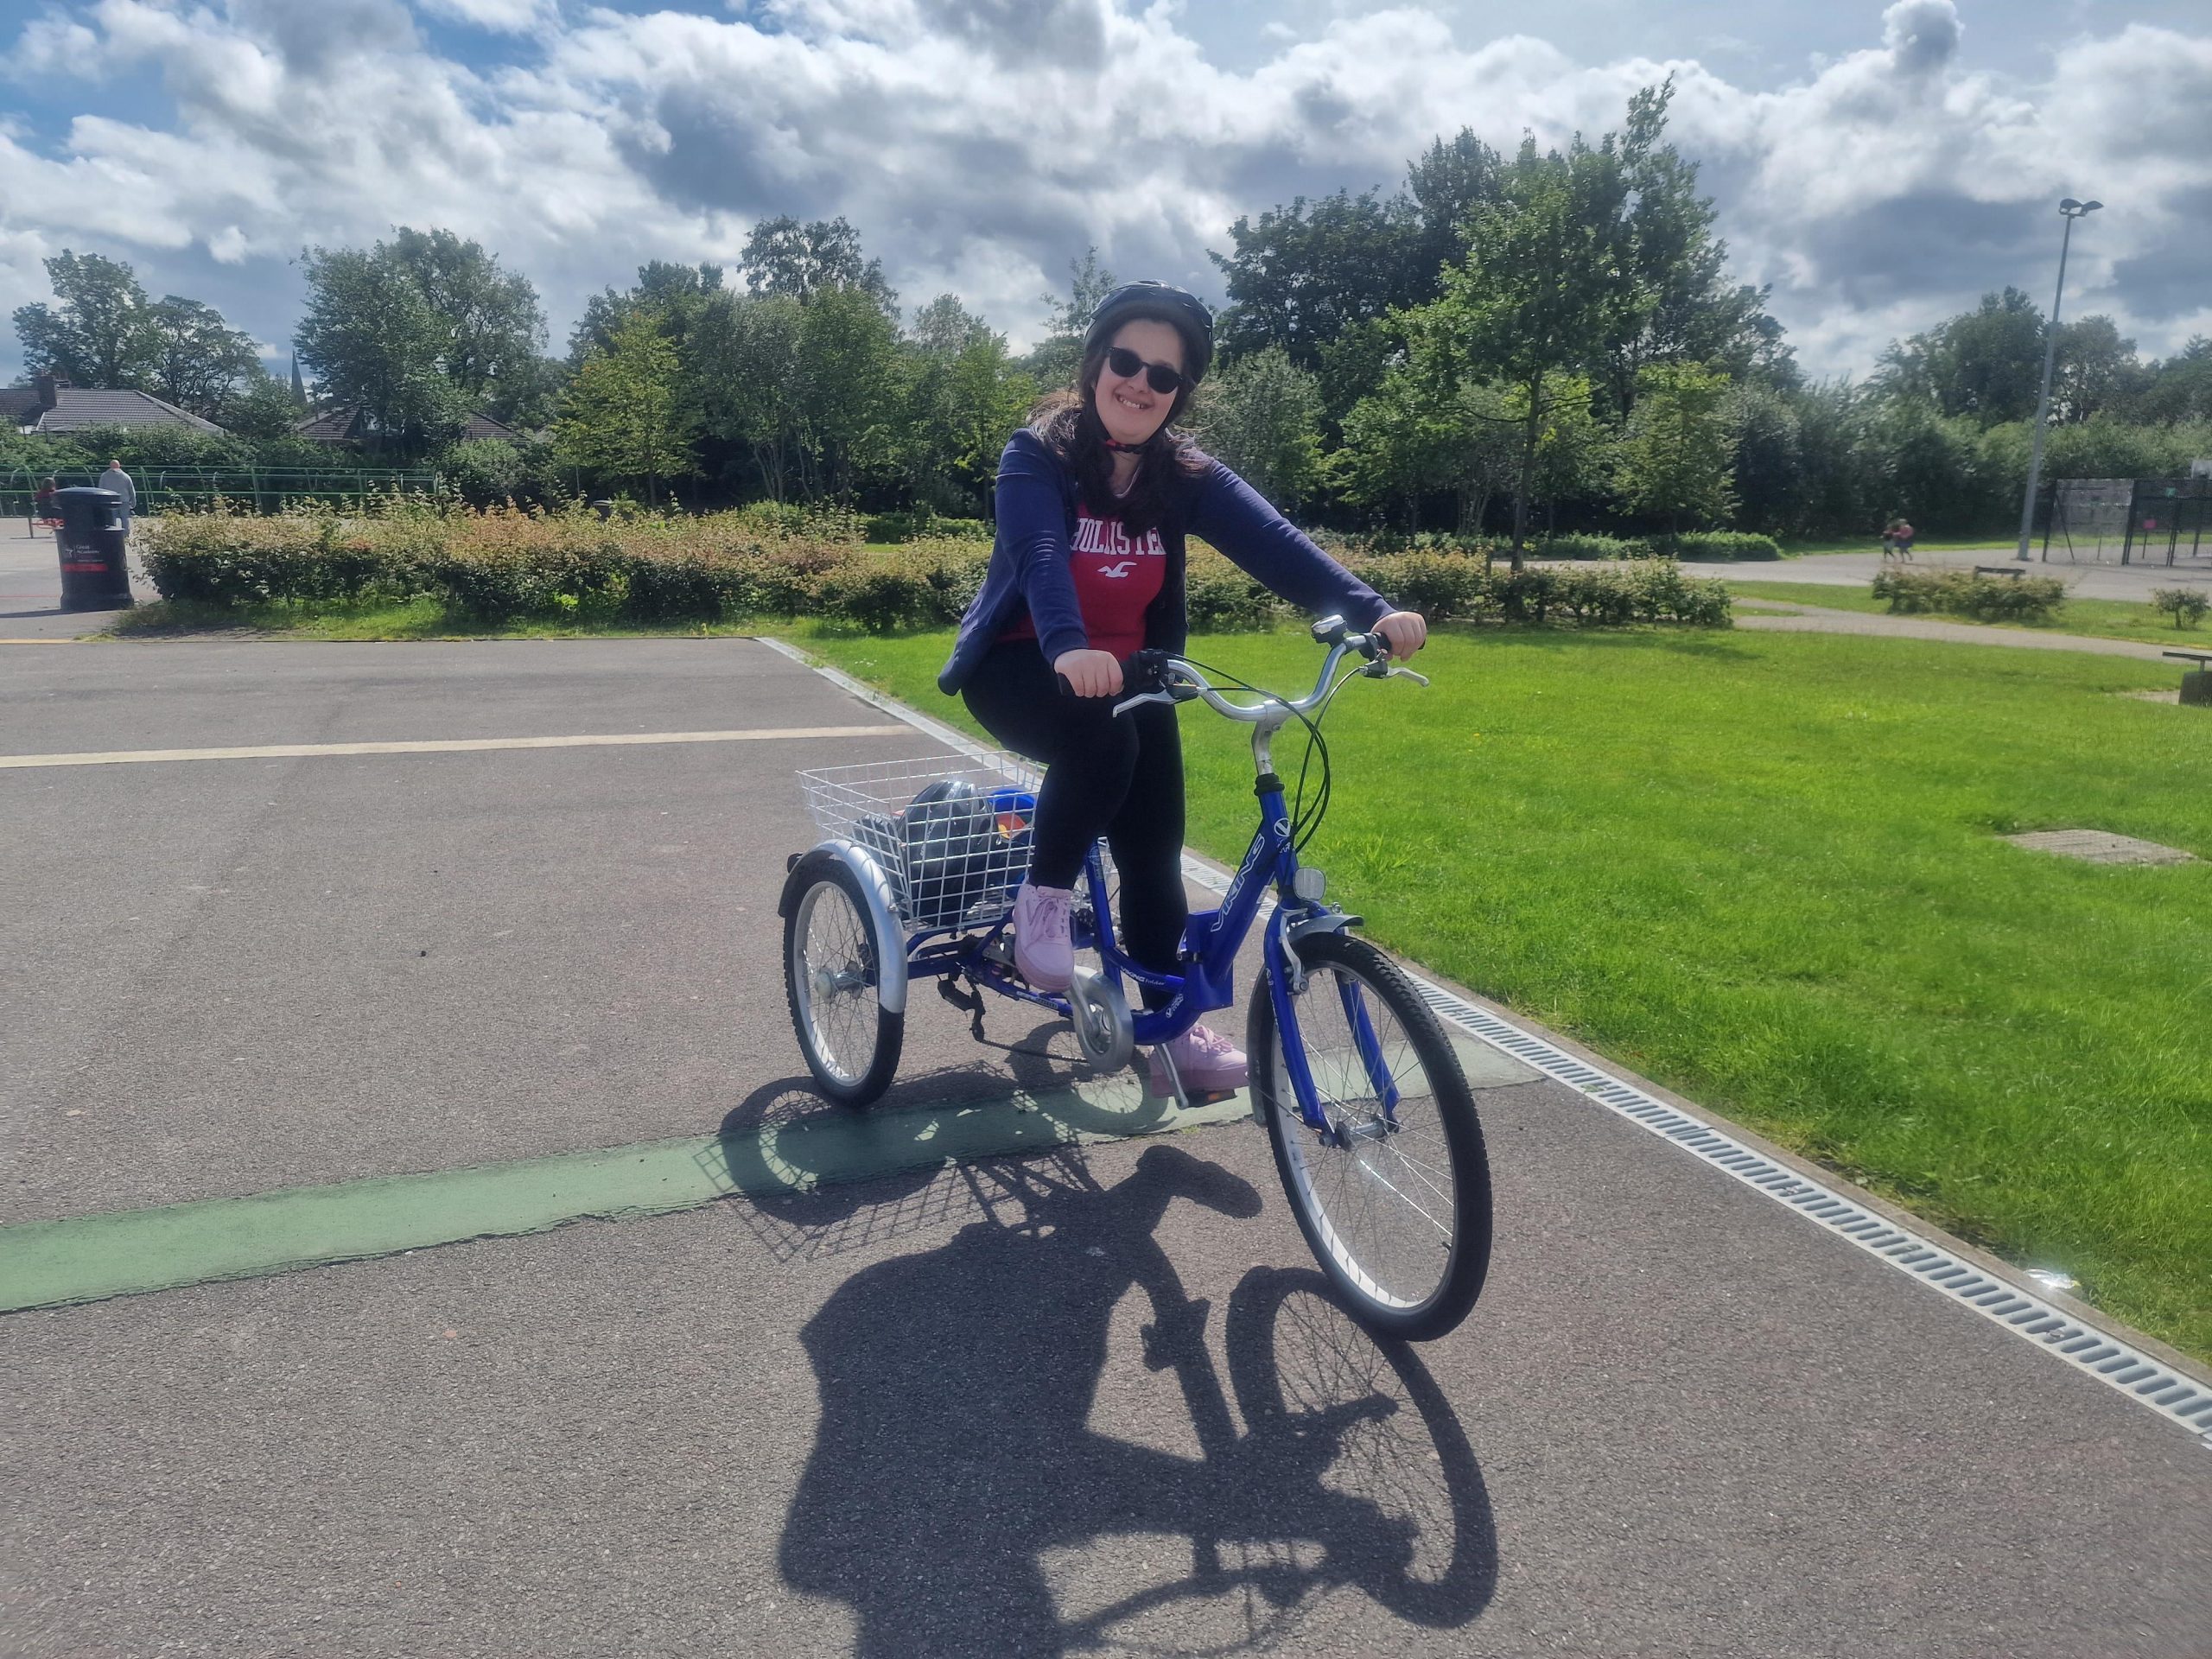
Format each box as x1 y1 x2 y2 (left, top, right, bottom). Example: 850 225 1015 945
52 486 133 611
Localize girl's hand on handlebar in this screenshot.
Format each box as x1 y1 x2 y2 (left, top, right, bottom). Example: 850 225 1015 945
1375 610 1427 658
1054 648 1124 698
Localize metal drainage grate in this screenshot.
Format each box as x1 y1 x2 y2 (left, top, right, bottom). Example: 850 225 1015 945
766 638 2212 1445
2005 829 2197 865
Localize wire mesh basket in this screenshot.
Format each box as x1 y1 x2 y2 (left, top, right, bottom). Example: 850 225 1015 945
799 752 1044 931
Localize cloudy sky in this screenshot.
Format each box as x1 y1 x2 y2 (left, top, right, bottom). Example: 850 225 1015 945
2 0 2208 386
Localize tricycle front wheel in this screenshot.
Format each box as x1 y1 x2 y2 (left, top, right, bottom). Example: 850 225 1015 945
1249 933 1492 1341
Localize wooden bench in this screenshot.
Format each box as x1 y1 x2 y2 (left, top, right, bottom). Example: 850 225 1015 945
2164 648 2212 707
1972 564 2027 580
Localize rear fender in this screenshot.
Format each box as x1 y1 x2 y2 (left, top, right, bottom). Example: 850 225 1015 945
780 841 908 1016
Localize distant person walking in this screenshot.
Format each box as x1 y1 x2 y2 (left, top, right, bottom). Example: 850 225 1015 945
1880 516 1915 562
100 458 137 540
34 475 60 526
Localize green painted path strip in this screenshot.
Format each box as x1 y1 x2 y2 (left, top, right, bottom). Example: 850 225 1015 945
0 1075 1250 1314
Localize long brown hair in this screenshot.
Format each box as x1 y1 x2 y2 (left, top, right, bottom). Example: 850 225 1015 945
1031 336 1209 538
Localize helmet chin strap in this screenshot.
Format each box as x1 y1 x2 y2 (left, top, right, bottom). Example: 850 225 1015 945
1101 435 1146 451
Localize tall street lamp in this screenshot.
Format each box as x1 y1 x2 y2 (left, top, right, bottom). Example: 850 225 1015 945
2017 197 2102 560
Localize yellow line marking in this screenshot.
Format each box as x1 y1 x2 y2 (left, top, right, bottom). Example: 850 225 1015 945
0 725 911 770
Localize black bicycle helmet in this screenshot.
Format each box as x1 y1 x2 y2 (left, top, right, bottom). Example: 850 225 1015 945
1083 281 1215 385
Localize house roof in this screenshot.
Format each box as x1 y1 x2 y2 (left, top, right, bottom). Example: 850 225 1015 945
15 387 226 435
461 410 524 442
0 385 43 425
294 406 527 444
293 406 365 442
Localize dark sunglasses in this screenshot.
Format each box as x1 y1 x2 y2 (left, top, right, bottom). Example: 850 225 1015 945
1105 345 1187 397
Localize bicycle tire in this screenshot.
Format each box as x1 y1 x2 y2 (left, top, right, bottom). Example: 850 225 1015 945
782 854 903 1107
1249 932 1491 1341
1225 1267 1495 1624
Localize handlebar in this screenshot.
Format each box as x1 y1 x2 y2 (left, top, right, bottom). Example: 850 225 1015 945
1108 615 1428 721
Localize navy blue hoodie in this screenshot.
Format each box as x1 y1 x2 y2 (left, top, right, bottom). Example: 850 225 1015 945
937 428 1393 695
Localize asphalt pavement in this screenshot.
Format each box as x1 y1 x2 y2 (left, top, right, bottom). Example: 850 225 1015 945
1 522 149 640
3 635 2208 1658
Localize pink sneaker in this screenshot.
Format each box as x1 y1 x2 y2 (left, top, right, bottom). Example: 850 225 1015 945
1010 881 1074 991
1148 1023 1249 1095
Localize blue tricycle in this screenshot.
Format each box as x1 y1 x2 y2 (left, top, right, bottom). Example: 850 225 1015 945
779 620 1492 1338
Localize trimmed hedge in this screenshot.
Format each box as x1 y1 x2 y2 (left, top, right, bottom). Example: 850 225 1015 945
143 507 1729 633
1194 544 1731 629
1871 568 2068 622
1656 531 1783 561
1536 532 1656 561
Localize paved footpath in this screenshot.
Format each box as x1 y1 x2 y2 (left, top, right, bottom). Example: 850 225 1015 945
1681 545 2212 602
1732 603 2181 660
1 521 147 641
3 636 2209 1657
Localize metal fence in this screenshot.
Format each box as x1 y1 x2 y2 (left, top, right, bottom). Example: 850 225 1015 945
2043 476 2212 565
4 466 442 530
2120 477 2211 566
2043 478 2133 563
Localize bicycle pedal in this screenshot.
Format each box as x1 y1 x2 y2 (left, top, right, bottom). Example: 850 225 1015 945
936 977 984 1015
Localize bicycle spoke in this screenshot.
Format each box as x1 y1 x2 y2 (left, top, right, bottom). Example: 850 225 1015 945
1273 957 1462 1312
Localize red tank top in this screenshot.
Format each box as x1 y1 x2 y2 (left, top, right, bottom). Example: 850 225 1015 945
1000 502 1166 663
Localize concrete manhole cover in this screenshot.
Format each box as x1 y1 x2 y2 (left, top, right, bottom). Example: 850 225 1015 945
2005 830 2198 866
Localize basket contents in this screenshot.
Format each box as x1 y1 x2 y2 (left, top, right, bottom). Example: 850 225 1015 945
800 753 1041 929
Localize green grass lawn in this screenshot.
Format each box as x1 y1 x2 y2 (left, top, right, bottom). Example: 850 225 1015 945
797 624 2212 1362
1726 580 2212 650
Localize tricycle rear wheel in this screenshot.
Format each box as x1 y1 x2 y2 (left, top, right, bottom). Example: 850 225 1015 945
783 855 903 1107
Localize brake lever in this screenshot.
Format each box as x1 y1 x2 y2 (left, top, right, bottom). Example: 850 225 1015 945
1111 690 1179 717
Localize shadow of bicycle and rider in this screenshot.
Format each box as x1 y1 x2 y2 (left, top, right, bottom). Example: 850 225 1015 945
713 1015 1175 1265
774 1140 1498 1656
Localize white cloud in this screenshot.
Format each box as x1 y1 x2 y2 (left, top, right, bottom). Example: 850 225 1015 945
0 0 2207 382
414 0 556 32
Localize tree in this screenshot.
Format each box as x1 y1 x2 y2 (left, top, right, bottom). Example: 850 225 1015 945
741 215 898 315
2135 337 2212 424
1025 246 1118 391
219 371 309 441
1191 346 1325 510
794 283 900 499
1403 114 1647 563
1312 316 1400 431
1724 380 1804 535
386 226 547 416
691 289 806 501
1605 80 1794 408
569 261 724 364
908 294 995 358
553 308 699 506
146 296 260 416
1405 128 1505 286
2050 315 2149 424
1877 289 2046 425
1613 362 1739 529
1329 367 1460 531
1211 189 1426 372
296 243 468 448
12 250 159 389
899 297 1033 513
944 337 1036 511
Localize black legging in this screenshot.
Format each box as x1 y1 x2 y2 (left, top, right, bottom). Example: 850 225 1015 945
961 640 1187 1003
